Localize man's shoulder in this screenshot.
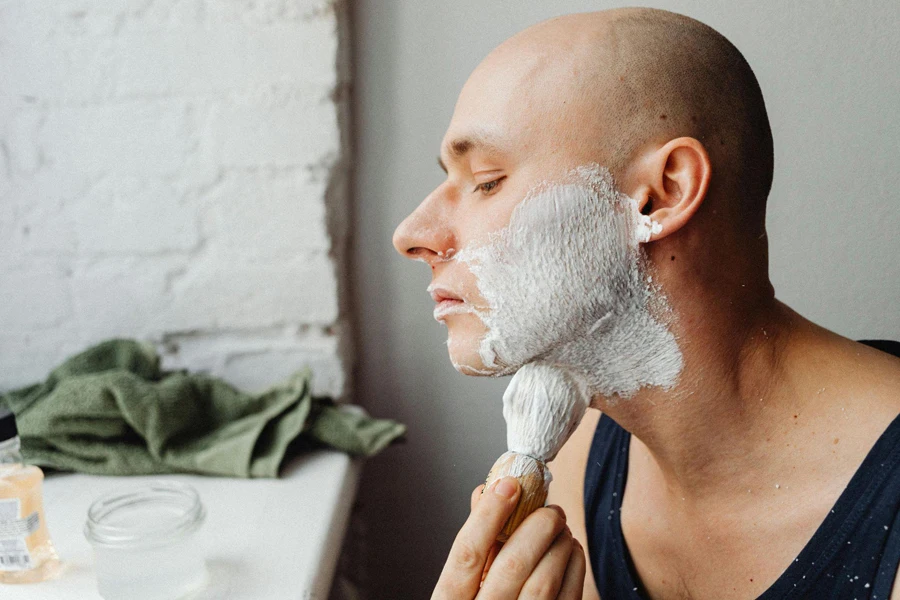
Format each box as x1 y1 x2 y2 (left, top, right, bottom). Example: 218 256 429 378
794 329 900 410
836 336 900 404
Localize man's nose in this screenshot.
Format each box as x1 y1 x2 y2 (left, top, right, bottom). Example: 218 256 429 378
392 193 456 265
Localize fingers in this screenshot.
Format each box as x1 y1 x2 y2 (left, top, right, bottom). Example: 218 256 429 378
556 539 587 599
480 541 502 586
478 504 568 598
473 482 500 587
471 483 486 512
432 477 521 600
518 527 574 598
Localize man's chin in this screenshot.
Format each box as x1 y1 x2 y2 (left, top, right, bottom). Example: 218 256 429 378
447 345 523 377
452 361 500 376
447 338 499 376
446 325 530 377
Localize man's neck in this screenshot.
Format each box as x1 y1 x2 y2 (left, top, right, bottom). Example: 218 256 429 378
594 285 808 499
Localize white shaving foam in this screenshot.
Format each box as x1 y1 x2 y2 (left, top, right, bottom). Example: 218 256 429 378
454 164 683 401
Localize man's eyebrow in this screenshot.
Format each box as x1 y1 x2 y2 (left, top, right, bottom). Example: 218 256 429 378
437 131 506 174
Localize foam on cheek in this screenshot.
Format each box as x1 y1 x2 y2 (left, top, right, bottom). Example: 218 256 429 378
454 164 683 400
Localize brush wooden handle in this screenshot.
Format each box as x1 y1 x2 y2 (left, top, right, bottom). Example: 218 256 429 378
485 452 550 542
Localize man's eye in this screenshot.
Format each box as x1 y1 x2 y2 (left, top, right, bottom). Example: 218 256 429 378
474 177 505 195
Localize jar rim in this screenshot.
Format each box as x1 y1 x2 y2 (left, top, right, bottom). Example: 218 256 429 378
84 480 205 549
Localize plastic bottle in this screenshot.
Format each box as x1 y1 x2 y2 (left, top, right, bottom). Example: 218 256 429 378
0 407 62 583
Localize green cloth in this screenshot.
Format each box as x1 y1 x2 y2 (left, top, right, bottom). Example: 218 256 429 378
0 339 405 478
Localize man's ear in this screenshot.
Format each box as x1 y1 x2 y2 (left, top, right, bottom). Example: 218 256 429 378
631 137 711 242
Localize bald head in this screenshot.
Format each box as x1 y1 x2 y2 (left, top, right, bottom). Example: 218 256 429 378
467 8 774 234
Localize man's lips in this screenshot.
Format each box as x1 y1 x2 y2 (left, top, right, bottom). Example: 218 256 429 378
427 286 471 321
428 286 463 303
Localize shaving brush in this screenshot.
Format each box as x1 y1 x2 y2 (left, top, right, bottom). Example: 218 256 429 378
484 363 590 541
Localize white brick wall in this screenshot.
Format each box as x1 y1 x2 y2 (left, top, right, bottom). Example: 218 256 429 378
0 0 351 399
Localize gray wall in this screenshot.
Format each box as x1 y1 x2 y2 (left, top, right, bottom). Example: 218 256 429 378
351 1 900 597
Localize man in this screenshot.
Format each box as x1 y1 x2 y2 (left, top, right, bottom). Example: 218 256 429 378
392 8 900 599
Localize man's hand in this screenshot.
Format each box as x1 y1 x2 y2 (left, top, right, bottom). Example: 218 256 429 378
432 476 586 599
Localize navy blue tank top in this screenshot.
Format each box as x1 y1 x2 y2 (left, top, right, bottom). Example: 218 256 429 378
584 340 900 599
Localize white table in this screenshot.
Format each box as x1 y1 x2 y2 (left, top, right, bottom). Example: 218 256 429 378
3 451 362 600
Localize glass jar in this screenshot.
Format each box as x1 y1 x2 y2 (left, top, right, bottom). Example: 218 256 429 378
84 481 208 600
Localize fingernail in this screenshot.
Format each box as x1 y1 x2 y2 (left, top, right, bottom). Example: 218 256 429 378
493 476 518 499
548 504 566 519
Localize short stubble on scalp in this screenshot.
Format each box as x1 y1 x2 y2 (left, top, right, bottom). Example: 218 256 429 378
505 8 775 234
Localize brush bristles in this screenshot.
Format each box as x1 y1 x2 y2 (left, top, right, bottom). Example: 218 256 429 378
485 451 551 542
502 363 589 463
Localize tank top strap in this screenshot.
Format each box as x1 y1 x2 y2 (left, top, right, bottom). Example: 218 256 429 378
583 413 644 598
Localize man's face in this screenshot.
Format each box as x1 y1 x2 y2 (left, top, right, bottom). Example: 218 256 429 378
392 48 627 375
393 53 564 372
